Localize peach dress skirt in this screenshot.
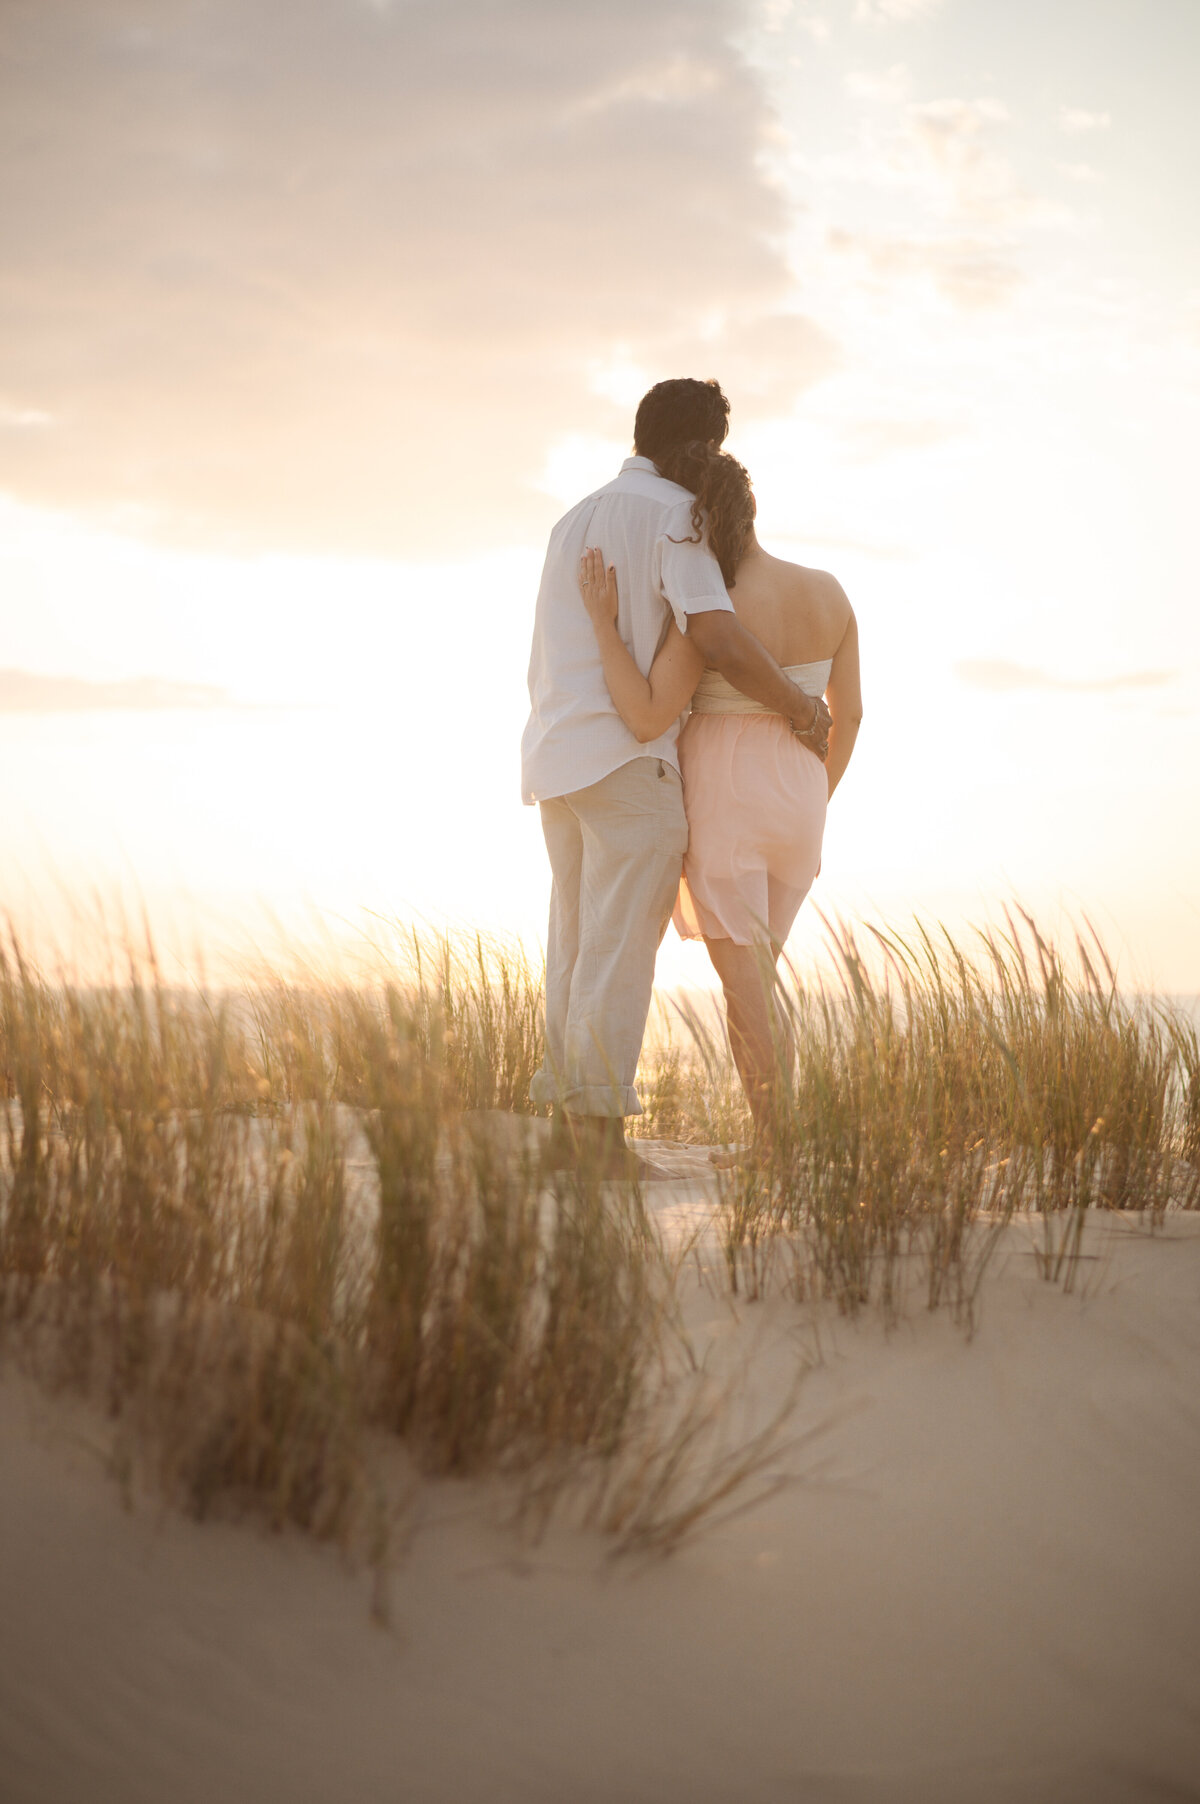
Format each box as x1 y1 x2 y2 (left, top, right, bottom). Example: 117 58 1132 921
672 660 832 948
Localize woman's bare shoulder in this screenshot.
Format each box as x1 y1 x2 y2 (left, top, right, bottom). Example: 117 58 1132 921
774 557 851 616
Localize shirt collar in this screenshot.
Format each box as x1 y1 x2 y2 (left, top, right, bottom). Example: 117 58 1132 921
620 455 659 473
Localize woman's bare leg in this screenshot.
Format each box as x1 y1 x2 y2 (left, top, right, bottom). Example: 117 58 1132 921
703 936 791 1135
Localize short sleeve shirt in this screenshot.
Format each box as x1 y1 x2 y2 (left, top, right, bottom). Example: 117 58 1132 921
520 457 734 804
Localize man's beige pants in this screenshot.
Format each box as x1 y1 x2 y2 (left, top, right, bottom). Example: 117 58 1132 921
530 757 688 1118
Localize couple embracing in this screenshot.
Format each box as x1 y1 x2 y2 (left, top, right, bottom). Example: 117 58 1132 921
521 378 862 1176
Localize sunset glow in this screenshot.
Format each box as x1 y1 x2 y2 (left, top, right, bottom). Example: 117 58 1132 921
2 0 1197 987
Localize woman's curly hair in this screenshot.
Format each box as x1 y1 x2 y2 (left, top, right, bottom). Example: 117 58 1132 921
654 441 756 588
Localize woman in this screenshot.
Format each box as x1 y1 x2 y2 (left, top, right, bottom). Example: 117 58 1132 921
577 444 862 1131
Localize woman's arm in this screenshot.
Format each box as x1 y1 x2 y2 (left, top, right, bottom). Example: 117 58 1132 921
578 547 704 742
823 605 862 800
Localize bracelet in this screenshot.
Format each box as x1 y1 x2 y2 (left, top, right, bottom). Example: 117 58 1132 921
790 697 818 738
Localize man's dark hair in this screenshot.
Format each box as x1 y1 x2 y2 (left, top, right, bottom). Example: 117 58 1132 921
633 378 730 463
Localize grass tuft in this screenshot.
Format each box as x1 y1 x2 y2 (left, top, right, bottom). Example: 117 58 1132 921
1 907 1193 1559
696 909 1198 1324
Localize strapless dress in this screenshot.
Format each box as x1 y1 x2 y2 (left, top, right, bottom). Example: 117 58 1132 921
673 661 831 948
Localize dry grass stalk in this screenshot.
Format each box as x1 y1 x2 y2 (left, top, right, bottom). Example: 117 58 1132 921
0 927 665 1550
681 909 1198 1326
1 906 1194 1564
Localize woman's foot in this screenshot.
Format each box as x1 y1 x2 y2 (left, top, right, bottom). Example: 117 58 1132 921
708 1142 752 1171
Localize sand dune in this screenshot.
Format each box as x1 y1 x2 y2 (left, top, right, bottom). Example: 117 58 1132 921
3 1197 1199 1804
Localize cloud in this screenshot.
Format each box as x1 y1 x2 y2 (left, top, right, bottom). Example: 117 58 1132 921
812 89 1070 315
955 661 1175 695
845 64 912 103
828 228 1024 311
899 96 1067 229
854 0 942 22
814 88 1066 256
0 402 56 429
0 0 834 558
792 14 832 42
1059 107 1112 135
908 95 1010 143
0 670 233 713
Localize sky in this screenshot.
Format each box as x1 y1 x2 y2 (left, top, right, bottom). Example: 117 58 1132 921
1 0 1198 988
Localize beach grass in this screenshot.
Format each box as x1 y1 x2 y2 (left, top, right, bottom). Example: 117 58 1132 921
0 926 665 1551
0 909 1195 1554
677 909 1199 1322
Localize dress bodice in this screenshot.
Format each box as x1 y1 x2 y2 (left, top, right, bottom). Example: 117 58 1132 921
689 659 833 715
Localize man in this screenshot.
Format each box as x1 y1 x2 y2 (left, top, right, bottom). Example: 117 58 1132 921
521 377 831 1175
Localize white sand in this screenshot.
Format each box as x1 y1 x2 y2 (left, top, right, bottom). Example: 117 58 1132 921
3 1200 1199 1804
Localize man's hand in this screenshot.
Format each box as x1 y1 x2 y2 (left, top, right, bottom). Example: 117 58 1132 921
792 695 832 762
578 547 619 628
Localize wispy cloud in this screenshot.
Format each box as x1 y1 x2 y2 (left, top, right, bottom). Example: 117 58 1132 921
1059 106 1112 135
0 403 55 429
855 0 942 24
757 0 797 31
792 13 832 41
0 670 233 713
816 83 1067 314
900 96 1068 229
845 64 912 103
955 661 1175 695
829 228 1024 311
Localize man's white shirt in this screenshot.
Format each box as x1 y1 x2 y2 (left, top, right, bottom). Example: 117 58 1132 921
521 456 734 805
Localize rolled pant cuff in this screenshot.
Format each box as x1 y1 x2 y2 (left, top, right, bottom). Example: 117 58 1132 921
528 1070 642 1118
